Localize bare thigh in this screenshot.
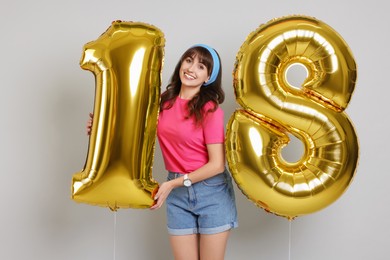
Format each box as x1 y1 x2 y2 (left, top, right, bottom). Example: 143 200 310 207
199 231 230 260
170 234 199 260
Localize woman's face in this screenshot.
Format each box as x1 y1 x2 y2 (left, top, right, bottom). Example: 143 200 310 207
179 55 210 88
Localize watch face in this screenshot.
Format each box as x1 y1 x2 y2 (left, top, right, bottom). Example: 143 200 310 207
184 179 191 187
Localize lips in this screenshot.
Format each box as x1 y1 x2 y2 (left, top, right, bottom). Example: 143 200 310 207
183 72 196 80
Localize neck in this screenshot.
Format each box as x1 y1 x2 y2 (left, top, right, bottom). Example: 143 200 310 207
179 85 200 100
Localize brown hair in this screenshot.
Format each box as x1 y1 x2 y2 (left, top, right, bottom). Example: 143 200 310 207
160 46 225 125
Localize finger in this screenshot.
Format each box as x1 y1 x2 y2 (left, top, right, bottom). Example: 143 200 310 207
154 195 165 207
154 189 162 200
150 201 161 210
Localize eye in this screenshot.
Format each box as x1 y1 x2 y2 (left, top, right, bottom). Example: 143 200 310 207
199 64 206 70
185 57 193 63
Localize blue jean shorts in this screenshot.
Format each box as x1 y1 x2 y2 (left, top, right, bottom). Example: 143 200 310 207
166 169 238 235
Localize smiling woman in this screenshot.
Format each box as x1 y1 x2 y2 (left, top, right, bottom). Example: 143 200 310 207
84 43 238 260
152 44 238 260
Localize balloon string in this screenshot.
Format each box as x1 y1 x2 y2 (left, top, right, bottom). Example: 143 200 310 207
113 212 117 260
288 220 292 260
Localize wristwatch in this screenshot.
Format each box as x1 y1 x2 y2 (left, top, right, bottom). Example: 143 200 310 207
183 174 192 187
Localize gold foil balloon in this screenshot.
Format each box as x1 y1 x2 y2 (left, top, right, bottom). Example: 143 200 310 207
226 15 359 219
71 21 165 210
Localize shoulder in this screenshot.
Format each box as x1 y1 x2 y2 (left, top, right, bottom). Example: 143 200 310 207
202 101 224 121
203 101 223 113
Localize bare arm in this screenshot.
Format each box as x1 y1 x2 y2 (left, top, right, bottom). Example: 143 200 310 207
184 143 225 183
86 113 93 135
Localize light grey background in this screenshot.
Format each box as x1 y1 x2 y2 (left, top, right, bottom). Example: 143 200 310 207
1 0 388 259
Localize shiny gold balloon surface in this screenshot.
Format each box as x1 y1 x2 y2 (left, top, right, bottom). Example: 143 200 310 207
226 15 359 219
72 21 165 210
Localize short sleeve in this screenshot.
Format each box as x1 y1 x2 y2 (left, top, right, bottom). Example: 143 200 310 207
202 106 224 144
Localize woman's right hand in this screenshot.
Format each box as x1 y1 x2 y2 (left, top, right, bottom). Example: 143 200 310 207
150 180 175 210
86 113 93 135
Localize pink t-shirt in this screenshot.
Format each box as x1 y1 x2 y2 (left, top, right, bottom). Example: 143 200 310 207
157 97 224 173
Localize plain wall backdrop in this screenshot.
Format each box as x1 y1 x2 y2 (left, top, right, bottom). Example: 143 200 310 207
1 0 388 259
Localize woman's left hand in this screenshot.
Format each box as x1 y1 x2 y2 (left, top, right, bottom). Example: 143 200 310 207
150 181 175 210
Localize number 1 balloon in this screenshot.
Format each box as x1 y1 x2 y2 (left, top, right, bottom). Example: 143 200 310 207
71 21 165 210
225 15 359 219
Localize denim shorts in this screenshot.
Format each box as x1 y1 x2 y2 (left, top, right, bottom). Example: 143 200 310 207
166 169 238 235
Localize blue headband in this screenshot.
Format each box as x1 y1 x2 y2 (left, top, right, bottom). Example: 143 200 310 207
192 44 220 86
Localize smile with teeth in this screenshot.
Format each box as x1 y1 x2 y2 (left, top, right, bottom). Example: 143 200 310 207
184 72 196 80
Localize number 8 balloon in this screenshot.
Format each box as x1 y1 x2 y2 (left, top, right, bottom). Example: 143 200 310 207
71 21 164 210
226 15 359 219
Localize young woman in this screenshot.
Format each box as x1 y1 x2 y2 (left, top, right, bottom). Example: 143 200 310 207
150 44 238 260
87 44 238 260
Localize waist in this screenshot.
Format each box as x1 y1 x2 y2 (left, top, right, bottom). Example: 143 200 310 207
168 168 229 181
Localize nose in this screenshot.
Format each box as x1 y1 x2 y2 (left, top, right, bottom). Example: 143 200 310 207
187 63 195 72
